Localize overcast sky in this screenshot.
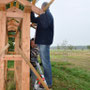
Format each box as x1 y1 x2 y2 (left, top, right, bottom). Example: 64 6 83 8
30 0 90 46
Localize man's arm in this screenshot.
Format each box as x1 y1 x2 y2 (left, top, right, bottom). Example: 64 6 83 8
31 12 39 23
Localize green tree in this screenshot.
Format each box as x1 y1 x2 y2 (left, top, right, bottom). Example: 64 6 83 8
87 45 90 50
57 44 60 49
68 45 73 50
74 47 77 50
61 40 68 50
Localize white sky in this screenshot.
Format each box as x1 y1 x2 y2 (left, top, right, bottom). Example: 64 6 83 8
30 0 90 46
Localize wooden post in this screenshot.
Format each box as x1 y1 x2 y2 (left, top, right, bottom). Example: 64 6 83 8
15 30 23 90
4 60 8 90
0 11 7 90
15 31 20 54
32 0 36 5
18 48 49 90
15 60 22 90
0 44 10 57
21 12 30 90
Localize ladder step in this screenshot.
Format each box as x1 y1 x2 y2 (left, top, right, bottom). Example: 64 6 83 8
4 55 22 61
7 52 16 54
8 35 16 37
8 68 14 71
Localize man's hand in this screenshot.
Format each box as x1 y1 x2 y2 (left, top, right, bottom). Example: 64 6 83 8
31 23 37 29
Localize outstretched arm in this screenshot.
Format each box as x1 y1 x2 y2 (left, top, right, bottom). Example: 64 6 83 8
31 12 39 23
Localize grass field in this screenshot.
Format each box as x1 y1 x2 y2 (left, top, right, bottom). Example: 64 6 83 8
6 50 90 90
51 50 90 90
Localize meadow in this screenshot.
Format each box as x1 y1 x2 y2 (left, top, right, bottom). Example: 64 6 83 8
51 50 90 90
6 50 90 90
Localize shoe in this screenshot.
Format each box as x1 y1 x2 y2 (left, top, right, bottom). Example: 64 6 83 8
37 87 45 90
49 86 52 90
39 84 44 88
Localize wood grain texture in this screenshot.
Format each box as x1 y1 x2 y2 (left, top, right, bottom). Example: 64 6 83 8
20 12 30 90
0 11 7 90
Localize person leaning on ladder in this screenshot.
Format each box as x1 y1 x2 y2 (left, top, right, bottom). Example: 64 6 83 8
31 2 54 89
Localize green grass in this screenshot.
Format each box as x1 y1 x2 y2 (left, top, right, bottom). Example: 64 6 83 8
6 71 16 90
6 50 90 90
6 61 16 90
7 61 14 68
51 61 90 90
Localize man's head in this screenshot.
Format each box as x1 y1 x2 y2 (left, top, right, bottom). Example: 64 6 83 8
41 2 48 11
30 38 37 48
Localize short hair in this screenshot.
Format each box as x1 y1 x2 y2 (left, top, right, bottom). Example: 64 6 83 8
42 2 49 8
30 38 35 44
31 38 35 41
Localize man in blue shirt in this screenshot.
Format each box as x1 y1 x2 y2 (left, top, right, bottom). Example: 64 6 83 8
31 2 54 89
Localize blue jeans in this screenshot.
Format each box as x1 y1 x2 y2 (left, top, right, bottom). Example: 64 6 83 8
38 45 52 87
